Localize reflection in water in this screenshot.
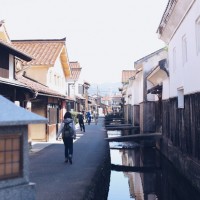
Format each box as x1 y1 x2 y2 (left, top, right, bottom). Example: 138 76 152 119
107 130 200 200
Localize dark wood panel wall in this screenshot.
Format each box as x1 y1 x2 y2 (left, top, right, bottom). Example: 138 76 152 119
162 93 200 161
134 105 140 126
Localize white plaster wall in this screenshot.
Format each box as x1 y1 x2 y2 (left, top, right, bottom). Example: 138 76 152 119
47 57 66 94
162 78 170 100
9 55 14 79
123 84 129 106
137 72 143 104
143 55 161 74
127 81 133 105
168 0 200 97
132 77 140 105
129 80 135 105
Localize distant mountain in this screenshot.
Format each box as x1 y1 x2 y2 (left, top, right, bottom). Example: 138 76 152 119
88 82 122 96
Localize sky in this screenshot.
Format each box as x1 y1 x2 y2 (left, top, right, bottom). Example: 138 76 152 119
0 0 168 84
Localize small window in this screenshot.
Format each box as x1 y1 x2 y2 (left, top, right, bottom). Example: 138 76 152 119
0 134 22 180
177 88 184 108
182 35 187 65
196 16 200 54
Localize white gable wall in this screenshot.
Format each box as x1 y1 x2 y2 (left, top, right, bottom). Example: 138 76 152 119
133 73 141 105
47 57 66 95
168 0 200 97
136 71 143 104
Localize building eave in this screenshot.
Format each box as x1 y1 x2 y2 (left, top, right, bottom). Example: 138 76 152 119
157 0 195 43
0 40 32 61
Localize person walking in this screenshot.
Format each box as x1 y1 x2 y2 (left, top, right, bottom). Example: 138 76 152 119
86 111 91 125
93 111 98 125
58 111 76 164
77 112 85 132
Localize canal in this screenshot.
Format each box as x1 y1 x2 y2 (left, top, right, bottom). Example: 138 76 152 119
106 130 200 200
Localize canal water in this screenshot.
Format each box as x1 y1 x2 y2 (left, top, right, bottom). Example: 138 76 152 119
106 130 200 200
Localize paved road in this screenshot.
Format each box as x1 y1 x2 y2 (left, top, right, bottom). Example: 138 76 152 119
29 118 108 200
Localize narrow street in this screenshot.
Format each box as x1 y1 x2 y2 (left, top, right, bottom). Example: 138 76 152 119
29 118 109 200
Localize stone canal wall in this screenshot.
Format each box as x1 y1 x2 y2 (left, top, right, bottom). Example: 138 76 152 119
83 144 111 200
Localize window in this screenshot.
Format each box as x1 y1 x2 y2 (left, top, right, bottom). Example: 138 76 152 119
173 47 176 71
196 16 200 54
0 134 22 180
78 84 83 95
182 35 187 65
177 88 184 108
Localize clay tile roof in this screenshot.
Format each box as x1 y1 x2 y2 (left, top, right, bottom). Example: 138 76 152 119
157 0 177 35
16 74 67 99
0 39 32 61
69 61 82 81
12 38 66 66
122 70 135 84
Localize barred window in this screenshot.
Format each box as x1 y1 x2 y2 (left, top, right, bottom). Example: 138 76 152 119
0 134 22 180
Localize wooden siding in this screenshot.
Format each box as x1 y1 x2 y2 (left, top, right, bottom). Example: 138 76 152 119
127 104 132 124
49 107 58 125
162 93 200 161
140 101 156 133
155 100 162 132
134 105 140 126
31 101 47 141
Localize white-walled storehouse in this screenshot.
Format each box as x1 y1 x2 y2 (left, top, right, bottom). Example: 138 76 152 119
121 70 135 123
158 0 200 99
134 48 167 133
157 0 200 191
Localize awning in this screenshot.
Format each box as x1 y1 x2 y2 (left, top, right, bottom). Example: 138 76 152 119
147 84 162 94
147 59 168 85
76 95 85 100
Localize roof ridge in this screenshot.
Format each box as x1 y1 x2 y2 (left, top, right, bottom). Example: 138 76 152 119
12 38 66 42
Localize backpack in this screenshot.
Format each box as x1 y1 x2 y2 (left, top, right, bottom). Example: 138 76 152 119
78 114 84 121
62 122 74 138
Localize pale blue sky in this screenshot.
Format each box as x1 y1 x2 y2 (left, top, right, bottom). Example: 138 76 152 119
0 0 168 84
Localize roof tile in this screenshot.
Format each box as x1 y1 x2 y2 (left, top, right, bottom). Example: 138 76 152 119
16 74 67 99
12 39 66 66
69 61 81 81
